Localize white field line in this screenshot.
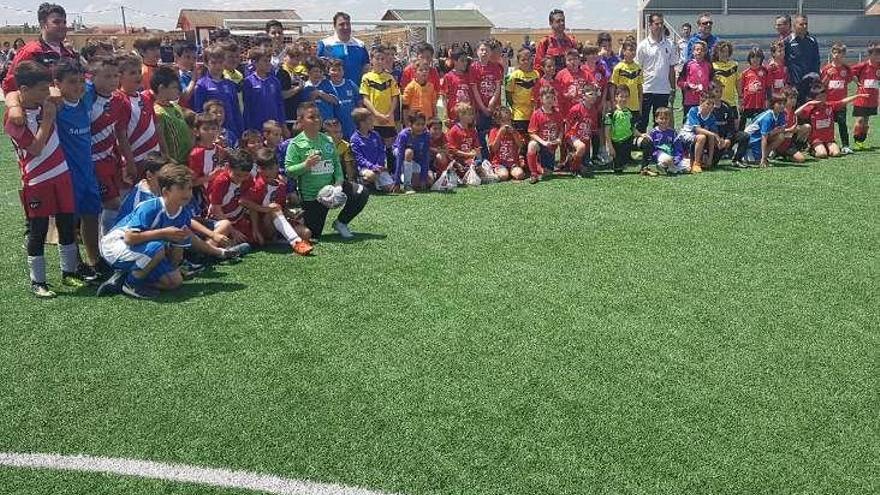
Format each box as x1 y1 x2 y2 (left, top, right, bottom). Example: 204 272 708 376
0 452 401 495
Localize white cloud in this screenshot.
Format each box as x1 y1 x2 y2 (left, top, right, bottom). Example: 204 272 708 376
563 0 583 8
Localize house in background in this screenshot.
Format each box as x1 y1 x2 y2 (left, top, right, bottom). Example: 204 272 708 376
380 9 494 48
177 9 302 47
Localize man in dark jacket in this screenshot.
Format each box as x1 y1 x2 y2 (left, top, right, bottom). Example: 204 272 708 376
784 15 820 105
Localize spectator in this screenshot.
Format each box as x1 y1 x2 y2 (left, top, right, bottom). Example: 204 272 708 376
636 12 678 132
677 23 691 67
265 19 286 66
2 3 76 96
775 14 792 40
684 13 719 62
317 11 370 85
534 9 577 72
784 14 820 105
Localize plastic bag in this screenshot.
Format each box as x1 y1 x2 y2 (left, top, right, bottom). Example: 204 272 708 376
464 163 482 186
431 167 457 192
479 160 499 183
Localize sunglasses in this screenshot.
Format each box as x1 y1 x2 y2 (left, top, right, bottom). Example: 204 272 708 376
701 21 714 26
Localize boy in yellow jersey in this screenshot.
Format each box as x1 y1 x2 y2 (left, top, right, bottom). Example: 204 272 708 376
712 41 740 129
609 41 643 123
360 44 401 148
505 48 540 138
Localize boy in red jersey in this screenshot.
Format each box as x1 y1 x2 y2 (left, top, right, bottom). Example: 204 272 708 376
439 48 472 124
188 114 225 216
401 42 441 90
850 41 880 151
796 83 865 158
4 61 80 297
115 54 165 184
468 39 503 155
445 102 482 178
821 42 853 153
487 107 525 181
739 47 769 131
766 40 788 99
241 147 313 255
208 149 253 246
527 86 564 184
427 118 450 175
556 48 596 118
567 84 602 177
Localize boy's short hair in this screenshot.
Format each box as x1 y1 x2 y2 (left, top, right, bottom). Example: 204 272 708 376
654 106 672 120
150 65 180 92
327 58 344 70
351 107 373 127
454 102 474 117
539 86 557 98
414 59 431 71
14 60 51 88
713 41 733 60
173 40 196 58
304 56 324 72
296 101 319 119
416 42 434 55
193 113 220 131
565 48 580 58
54 57 83 82
262 120 284 133
770 94 786 106
284 45 303 59
139 151 171 176
493 105 512 124
116 53 142 72
407 111 426 125
517 48 532 60
254 147 277 168
581 45 599 57
615 85 630 96
681 22 692 29
810 83 827 98
38 3 65 25
226 148 253 173
156 163 192 191
621 41 636 52
240 129 262 144
80 40 113 62
202 99 224 113
747 46 765 63
783 86 799 100
265 19 283 32
248 46 270 62
698 91 713 103
87 54 118 74
217 40 239 55
770 40 784 56
252 33 272 47
427 117 443 130
541 56 556 69
203 45 226 62
868 41 880 55
691 40 708 53
581 83 599 96
830 42 846 53
597 32 612 44
133 35 162 54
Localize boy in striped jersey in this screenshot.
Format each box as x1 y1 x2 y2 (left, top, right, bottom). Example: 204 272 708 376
115 54 165 185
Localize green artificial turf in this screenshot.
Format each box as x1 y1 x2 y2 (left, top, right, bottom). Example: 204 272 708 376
0 132 878 494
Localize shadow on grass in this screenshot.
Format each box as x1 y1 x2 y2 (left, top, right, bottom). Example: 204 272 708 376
317 232 387 244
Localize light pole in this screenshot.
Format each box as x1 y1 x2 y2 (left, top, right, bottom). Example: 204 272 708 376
428 0 437 47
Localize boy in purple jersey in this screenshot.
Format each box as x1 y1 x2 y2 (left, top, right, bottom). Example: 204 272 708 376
242 47 286 133
193 44 243 146
647 107 688 174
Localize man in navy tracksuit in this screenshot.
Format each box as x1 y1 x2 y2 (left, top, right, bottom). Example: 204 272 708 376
784 15 820 106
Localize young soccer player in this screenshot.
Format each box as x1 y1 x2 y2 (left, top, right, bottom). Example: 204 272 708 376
850 41 880 151
446 102 483 179
401 42 441 91
468 39 503 156
220 41 244 86
5 61 82 296
208 148 254 247
610 41 643 123
821 42 853 154
402 60 438 123
557 48 597 118
133 35 161 91
712 41 740 129
740 47 769 131
323 118 357 182
285 102 370 239
428 117 450 175
527 87 564 183
743 95 788 167
174 40 198 108
327 58 361 139
393 111 431 193
242 47 286 134
99 164 193 299
350 108 394 192
439 48 472 124
506 48 539 136
679 91 721 173
678 40 712 123
301 56 340 123
648 107 688 174
709 79 746 165
605 86 652 174
567 84 603 177
241 147 313 255
766 40 788 99
188 114 224 213
193 45 244 147
240 130 263 155
116 54 163 173
487 107 525 181
532 56 563 109
796 83 865 158
152 66 193 165
360 45 400 147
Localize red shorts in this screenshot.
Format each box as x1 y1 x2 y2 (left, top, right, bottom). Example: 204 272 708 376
810 138 834 147
20 173 76 219
231 216 255 243
95 162 122 201
491 157 523 169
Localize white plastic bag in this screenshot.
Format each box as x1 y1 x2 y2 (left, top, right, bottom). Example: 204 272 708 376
479 160 499 183
464 163 482 186
431 167 457 192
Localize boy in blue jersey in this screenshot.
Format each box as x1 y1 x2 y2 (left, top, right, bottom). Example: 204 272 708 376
242 47 286 133
54 58 102 283
99 164 194 299
743 95 788 167
173 40 198 108
678 92 721 173
300 56 340 122
193 44 243 146
327 58 361 139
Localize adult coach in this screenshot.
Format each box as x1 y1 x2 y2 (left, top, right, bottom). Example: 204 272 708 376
775 14 792 40
534 9 576 72
2 2 75 97
316 12 370 85
636 12 678 132
683 12 719 62
784 15 820 105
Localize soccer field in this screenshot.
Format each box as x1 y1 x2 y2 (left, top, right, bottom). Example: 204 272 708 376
0 132 878 494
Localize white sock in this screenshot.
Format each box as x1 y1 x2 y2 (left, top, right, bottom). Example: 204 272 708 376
100 209 118 236
403 161 415 187
28 255 46 284
58 243 79 273
272 214 300 244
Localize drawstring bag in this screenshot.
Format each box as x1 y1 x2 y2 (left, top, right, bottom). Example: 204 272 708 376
479 160 499 183
463 163 482 186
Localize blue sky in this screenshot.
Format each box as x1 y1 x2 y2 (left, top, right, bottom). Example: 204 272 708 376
0 0 637 30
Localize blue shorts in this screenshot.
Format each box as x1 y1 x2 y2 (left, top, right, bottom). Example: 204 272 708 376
538 145 557 170
100 234 176 283
69 161 102 215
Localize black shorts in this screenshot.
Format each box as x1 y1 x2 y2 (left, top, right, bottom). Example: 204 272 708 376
375 126 397 140
512 120 529 133
852 106 877 117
